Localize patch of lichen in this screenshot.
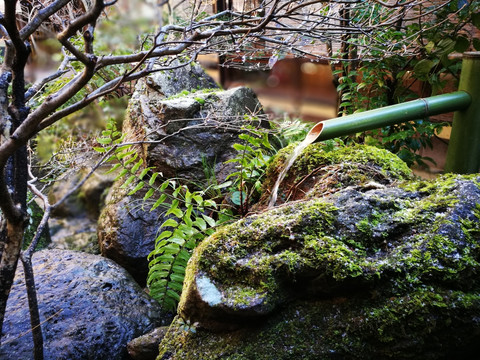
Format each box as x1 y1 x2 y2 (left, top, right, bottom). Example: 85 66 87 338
393 174 478 229
164 87 219 101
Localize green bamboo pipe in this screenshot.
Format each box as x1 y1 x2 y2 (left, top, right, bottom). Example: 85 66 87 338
445 52 480 174
307 91 472 143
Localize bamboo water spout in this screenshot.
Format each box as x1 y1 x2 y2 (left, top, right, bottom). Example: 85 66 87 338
267 91 472 208
312 91 471 143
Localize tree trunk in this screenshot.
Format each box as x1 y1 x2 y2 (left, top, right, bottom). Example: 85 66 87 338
0 219 25 336
21 253 44 360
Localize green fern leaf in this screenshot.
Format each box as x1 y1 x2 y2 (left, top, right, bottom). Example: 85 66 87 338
128 181 145 195
116 150 136 160
143 188 155 201
166 289 181 302
160 179 170 191
121 175 136 188
192 217 207 231
202 214 216 227
131 158 144 173
150 194 167 211
170 273 185 283
155 230 173 242
115 168 129 181
138 167 150 180
124 153 139 166
168 236 186 246
97 137 112 145
149 172 160 186
168 281 184 292
161 219 179 228
106 163 122 174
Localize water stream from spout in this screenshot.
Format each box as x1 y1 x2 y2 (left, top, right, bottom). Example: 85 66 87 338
268 122 324 208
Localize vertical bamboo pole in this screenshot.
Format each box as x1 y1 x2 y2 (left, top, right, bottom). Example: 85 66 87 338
444 52 480 174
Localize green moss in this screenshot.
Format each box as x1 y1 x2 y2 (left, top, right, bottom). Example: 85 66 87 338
160 288 480 359
261 142 413 205
171 175 480 359
355 211 386 240
293 142 412 179
223 285 268 309
165 87 219 100
194 97 206 105
304 235 368 280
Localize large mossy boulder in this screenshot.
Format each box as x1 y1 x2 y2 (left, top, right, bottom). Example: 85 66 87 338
158 171 480 359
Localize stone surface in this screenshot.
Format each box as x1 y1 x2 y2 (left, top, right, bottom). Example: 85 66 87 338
97 181 167 285
144 60 219 98
124 84 266 184
128 327 169 360
0 250 170 360
48 171 85 218
158 172 480 359
80 169 115 219
49 216 99 254
47 166 114 219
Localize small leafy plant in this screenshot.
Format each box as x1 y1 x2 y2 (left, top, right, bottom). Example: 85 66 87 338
146 180 227 310
332 0 479 168
225 124 274 215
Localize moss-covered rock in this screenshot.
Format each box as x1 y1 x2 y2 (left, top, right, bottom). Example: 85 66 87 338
158 174 480 359
258 141 413 208
124 79 267 185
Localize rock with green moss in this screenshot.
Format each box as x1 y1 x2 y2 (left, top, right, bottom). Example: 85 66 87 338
124 60 267 185
158 174 480 359
144 60 219 98
258 141 413 208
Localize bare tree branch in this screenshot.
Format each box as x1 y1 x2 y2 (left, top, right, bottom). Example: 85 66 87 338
19 0 72 41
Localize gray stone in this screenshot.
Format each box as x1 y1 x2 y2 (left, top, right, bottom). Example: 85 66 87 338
127 327 168 360
97 181 166 285
80 170 115 219
49 216 99 254
47 167 114 219
47 171 85 218
124 84 266 184
0 250 170 360
145 60 219 98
